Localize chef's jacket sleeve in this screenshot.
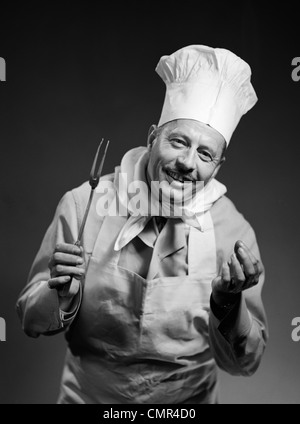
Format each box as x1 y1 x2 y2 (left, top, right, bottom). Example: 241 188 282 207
16 191 82 338
208 224 268 376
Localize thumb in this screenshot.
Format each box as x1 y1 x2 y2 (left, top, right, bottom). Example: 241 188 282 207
212 262 231 293
211 275 223 293
68 279 81 298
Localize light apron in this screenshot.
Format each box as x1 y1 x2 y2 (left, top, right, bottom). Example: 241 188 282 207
58 212 219 404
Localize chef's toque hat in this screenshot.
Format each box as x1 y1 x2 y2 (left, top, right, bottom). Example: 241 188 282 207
155 44 258 145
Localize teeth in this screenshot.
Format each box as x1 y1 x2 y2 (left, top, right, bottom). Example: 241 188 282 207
168 171 185 183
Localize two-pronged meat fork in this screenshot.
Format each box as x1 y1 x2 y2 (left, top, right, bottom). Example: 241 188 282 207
60 138 110 296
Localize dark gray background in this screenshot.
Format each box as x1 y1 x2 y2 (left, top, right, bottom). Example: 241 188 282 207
1 1 300 404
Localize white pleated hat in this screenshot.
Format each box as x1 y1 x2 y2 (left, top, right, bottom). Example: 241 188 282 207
156 44 258 145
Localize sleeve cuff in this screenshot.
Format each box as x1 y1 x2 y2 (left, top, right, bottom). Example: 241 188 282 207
20 281 63 336
59 282 82 324
210 292 241 321
210 292 252 343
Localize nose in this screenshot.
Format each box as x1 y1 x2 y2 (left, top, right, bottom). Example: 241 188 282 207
176 149 196 173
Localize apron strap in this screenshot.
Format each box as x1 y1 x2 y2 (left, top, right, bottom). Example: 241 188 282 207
188 211 217 277
91 214 125 265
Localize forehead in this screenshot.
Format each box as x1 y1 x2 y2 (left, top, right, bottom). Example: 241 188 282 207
161 119 225 147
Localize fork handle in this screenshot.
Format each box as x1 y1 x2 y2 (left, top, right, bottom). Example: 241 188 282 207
59 188 94 298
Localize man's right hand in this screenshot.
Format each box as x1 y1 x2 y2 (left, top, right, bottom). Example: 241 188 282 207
47 243 86 300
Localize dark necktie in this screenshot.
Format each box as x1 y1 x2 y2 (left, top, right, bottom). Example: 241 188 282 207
155 216 167 233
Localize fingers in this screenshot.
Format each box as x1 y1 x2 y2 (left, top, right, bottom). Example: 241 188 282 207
48 275 71 289
212 262 234 294
49 251 84 268
221 262 231 285
211 263 240 305
235 240 258 268
48 276 80 299
212 240 263 297
50 264 85 279
48 243 85 278
54 243 82 256
235 248 256 279
228 254 247 292
235 240 262 284
47 243 85 302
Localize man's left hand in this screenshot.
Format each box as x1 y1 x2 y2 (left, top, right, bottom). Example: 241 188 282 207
211 240 263 306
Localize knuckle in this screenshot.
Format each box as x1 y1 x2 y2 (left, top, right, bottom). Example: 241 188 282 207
212 276 221 287
237 276 246 285
257 261 264 272
48 279 56 289
53 252 61 262
72 246 80 255
74 271 85 280
55 243 62 251
56 264 63 273
222 275 231 284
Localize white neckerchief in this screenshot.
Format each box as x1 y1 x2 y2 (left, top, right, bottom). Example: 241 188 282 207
113 147 227 251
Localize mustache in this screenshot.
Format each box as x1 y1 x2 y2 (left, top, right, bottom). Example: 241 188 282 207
164 167 197 182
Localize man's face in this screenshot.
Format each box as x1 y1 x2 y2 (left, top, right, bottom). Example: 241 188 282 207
147 119 226 187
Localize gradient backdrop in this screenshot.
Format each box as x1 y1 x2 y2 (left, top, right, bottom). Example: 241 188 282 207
1 2 300 404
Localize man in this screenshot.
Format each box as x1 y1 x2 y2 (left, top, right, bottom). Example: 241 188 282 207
16 44 268 404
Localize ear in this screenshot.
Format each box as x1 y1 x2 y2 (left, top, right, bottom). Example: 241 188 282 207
211 156 226 180
147 124 157 150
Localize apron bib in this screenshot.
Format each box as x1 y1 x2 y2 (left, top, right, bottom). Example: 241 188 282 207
60 212 219 404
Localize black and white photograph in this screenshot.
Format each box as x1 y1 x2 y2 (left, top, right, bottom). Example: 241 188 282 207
1 1 300 406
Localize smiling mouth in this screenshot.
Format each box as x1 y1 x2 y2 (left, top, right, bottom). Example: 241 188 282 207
166 170 193 184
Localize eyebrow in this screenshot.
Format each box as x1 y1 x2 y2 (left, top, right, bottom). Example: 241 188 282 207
167 130 190 141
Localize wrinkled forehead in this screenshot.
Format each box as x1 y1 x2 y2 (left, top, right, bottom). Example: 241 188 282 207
159 119 226 147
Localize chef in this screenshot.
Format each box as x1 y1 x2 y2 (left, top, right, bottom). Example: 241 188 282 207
16 44 268 404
